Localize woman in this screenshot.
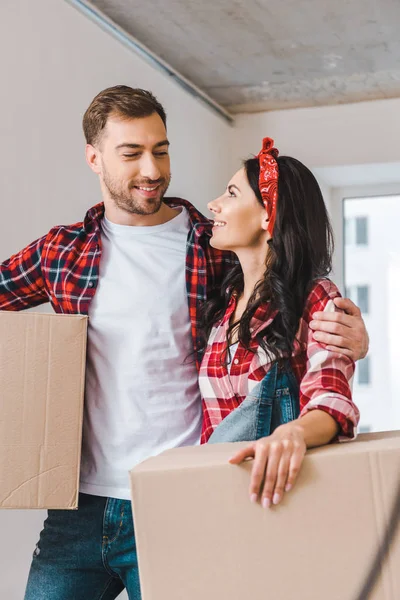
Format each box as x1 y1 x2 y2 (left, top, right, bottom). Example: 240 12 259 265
199 137 360 509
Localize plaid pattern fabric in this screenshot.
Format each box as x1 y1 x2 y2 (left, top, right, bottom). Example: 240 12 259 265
0 199 236 370
199 279 359 444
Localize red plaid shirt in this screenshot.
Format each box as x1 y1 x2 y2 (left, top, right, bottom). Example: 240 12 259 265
0 199 236 370
199 279 359 443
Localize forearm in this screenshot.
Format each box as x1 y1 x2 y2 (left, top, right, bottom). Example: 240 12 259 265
296 409 339 448
0 236 47 310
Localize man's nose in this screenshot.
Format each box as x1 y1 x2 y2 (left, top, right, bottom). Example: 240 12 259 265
140 153 161 181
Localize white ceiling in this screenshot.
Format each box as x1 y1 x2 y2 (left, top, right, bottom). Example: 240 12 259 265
89 0 400 113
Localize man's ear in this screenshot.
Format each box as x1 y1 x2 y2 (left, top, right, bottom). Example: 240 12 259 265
85 144 102 175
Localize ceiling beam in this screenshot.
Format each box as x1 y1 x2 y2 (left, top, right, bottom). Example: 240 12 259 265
65 0 235 124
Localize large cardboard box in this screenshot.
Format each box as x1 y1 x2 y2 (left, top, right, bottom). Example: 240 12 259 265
0 311 87 509
130 431 400 600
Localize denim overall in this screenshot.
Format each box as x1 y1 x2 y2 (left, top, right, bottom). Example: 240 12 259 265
208 360 300 444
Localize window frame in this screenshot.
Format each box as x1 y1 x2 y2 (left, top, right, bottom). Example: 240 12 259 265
330 183 400 293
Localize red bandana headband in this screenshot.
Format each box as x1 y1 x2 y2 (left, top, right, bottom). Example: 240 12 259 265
257 137 279 236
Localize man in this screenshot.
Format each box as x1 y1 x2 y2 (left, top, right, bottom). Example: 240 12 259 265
0 86 368 600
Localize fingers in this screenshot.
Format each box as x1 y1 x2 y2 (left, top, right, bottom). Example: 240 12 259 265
311 330 350 349
333 297 362 317
310 311 354 329
258 441 282 507
260 440 305 506
311 330 360 360
286 448 304 492
249 440 270 505
230 431 306 508
312 299 361 321
229 443 256 465
262 441 290 507
311 299 369 361
325 345 355 358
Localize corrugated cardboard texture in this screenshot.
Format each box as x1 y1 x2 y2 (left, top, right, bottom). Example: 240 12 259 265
0 311 87 509
130 431 400 600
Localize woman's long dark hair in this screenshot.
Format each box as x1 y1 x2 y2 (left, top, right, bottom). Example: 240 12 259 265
200 155 334 363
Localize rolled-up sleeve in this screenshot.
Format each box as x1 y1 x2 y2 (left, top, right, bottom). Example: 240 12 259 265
0 236 48 311
299 282 360 440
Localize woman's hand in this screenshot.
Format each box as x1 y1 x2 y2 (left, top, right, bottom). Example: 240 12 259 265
229 422 306 508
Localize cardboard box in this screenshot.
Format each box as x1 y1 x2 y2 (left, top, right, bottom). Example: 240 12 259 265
130 431 400 600
0 311 87 509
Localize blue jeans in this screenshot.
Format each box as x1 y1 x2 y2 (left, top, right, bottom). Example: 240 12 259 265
24 493 141 600
208 360 300 443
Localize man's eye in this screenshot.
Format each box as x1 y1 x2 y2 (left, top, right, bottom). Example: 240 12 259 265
123 153 140 158
228 190 236 197
155 151 168 156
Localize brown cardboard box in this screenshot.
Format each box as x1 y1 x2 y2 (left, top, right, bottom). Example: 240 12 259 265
0 311 87 509
130 431 400 600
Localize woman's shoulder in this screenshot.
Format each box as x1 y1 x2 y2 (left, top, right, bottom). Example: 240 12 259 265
303 278 341 323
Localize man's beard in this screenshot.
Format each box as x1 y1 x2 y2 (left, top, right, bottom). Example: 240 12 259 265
102 166 171 216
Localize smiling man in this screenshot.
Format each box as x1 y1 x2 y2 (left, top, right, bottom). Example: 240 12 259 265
0 86 369 600
91 111 172 221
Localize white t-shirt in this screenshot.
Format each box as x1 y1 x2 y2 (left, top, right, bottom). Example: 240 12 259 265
79 208 202 500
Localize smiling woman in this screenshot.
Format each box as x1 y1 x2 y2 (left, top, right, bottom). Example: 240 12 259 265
198 137 361 510
208 168 273 252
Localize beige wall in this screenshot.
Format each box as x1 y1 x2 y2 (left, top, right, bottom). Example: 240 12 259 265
0 1 235 260
233 97 400 168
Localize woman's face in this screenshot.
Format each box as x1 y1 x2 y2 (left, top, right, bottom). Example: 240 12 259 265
208 167 270 253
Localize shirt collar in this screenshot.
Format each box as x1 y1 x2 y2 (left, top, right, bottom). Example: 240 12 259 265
221 294 278 339
83 198 212 237
83 202 104 234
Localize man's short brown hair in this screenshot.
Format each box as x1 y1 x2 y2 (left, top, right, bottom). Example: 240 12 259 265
82 85 167 146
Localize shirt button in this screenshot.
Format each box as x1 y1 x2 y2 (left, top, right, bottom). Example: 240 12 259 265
88 281 94 288
234 358 239 365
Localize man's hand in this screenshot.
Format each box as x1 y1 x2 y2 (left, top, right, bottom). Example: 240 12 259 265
229 423 306 508
309 297 369 361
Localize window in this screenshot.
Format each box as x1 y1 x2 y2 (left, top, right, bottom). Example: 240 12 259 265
358 356 370 385
357 285 369 314
355 216 368 245
343 193 400 432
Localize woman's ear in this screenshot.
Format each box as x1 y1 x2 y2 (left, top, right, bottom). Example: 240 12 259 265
261 213 270 232
260 213 272 243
